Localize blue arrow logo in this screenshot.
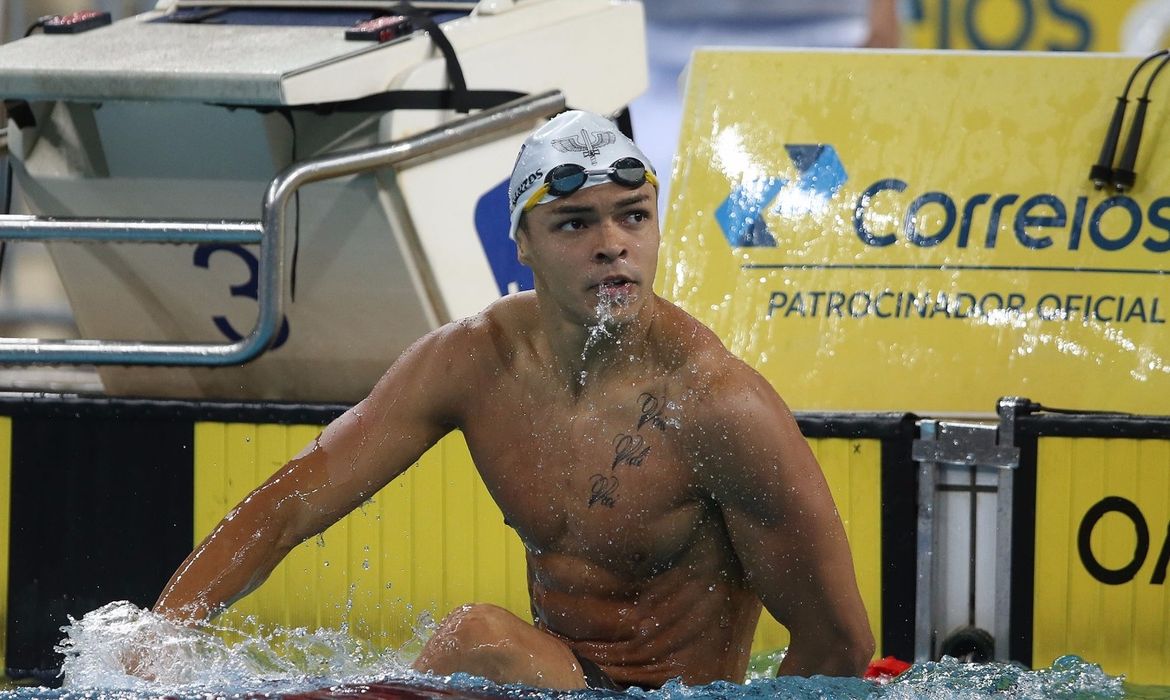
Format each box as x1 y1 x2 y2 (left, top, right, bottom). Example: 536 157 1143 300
474 178 534 296
715 144 848 248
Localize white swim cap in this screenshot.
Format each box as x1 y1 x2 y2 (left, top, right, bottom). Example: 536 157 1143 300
507 110 656 240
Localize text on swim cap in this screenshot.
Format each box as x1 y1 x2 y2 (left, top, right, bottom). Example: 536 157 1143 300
511 169 543 208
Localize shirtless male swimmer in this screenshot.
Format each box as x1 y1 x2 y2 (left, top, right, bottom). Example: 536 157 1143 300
150 110 874 690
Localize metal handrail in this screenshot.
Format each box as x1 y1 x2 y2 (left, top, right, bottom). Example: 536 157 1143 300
0 90 565 366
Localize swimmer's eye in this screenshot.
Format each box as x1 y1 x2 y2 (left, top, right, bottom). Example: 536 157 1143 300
554 218 588 232
623 210 652 225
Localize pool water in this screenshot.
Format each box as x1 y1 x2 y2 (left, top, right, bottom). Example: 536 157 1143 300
1 602 1166 700
2 658 1160 700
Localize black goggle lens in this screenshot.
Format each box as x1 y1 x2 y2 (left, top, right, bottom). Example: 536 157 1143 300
543 158 650 198
546 165 589 197
609 157 647 187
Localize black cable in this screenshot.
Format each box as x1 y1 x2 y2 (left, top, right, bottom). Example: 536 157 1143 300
0 159 12 284
1034 403 1135 417
2 160 12 215
4 18 61 132
1089 49 1168 189
274 110 301 303
24 15 54 37
292 127 301 304
1113 52 1170 192
390 2 471 113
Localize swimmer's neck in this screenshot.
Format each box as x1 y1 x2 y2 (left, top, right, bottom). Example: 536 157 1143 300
536 297 658 395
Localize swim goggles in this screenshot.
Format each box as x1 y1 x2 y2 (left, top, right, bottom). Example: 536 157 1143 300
521 157 658 213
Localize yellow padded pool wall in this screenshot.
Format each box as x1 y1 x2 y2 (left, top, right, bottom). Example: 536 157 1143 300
751 437 882 656
0 417 11 669
1032 436 1170 685
194 423 529 649
195 423 883 657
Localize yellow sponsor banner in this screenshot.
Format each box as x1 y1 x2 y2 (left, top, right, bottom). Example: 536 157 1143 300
660 50 1170 414
904 0 1151 52
1032 436 1170 685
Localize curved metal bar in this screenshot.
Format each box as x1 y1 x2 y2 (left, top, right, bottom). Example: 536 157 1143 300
0 90 565 366
0 217 262 244
257 89 567 356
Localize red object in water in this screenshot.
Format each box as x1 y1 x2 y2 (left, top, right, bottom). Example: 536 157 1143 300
864 656 912 681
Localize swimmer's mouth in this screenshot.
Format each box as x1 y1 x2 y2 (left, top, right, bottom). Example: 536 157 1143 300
593 275 636 291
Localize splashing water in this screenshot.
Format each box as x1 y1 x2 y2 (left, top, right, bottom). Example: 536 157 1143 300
47 601 417 697
880 656 1125 700
4 603 1149 700
577 293 618 386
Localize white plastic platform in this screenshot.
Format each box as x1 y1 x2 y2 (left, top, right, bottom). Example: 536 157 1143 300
0 0 648 402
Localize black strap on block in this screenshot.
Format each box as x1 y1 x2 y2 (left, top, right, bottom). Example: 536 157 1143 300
3 100 35 129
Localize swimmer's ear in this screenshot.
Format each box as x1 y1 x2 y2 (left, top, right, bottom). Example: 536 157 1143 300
514 217 532 266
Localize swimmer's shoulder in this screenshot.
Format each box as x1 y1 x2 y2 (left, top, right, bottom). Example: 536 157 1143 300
658 307 804 492
418 292 538 371
651 298 753 381
652 298 788 419
365 295 536 427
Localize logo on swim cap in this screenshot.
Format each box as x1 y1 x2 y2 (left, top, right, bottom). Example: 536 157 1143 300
552 129 617 165
507 110 655 241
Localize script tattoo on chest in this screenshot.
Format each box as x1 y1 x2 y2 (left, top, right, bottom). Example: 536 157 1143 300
587 392 672 509
637 392 670 431
588 474 618 508
612 434 651 468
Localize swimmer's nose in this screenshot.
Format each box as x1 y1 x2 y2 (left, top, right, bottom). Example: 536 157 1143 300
593 223 628 263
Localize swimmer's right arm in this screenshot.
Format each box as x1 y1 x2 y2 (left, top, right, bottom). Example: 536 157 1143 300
152 323 475 624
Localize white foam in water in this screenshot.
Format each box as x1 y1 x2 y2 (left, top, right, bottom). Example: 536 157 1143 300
879 656 1125 700
17 608 1146 700
53 601 419 697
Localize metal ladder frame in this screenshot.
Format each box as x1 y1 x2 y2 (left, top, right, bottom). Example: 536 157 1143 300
912 400 1023 662
0 90 564 366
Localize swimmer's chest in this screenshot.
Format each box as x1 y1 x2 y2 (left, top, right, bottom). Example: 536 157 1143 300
462 381 708 567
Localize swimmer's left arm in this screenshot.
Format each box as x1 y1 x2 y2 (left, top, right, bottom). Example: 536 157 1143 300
692 365 874 677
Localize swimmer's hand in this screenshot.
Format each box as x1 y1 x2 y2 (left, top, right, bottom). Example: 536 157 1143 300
57 601 209 686
119 641 160 682
116 611 209 683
